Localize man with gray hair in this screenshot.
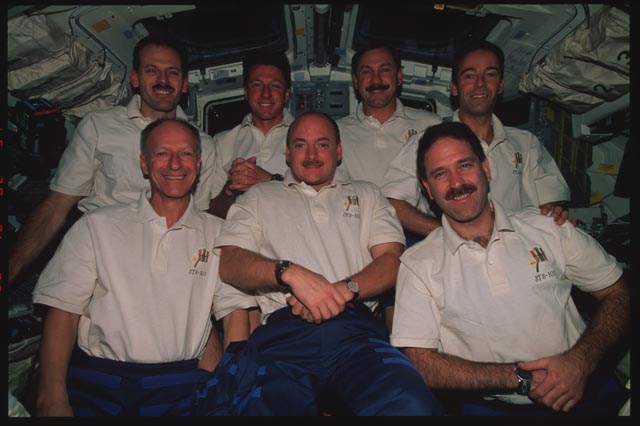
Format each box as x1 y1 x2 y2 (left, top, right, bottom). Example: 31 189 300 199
33 119 252 417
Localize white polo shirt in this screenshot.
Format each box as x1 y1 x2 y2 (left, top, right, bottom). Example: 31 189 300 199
215 168 405 321
33 192 255 363
210 110 295 194
382 111 570 212
50 94 222 212
337 99 442 188
391 197 622 364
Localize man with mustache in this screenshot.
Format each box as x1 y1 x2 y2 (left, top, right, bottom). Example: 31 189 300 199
391 121 629 416
337 42 442 190
8 34 220 288
188 112 442 416
336 42 442 329
382 40 570 238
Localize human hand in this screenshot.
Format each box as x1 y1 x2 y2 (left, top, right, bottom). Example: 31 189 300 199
287 295 314 322
227 157 272 193
283 265 349 323
519 353 589 412
540 203 576 227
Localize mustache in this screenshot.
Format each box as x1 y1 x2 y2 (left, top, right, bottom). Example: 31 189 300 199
302 160 324 167
152 84 175 92
445 184 476 200
365 84 390 92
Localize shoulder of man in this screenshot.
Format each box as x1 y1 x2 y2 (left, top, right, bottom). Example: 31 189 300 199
335 112 359 126
83 200 136 223
211 121 245 142
401 227 445 262
343 179 381 195
198 208 225 234
198 130 215 145
200 208 224 225
78 103 128 124
506 205 558 230
234 178 283 202
402 105 442 123
502 123 535 138
499 126 544 154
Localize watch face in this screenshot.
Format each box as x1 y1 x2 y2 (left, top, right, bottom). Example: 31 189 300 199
347 280 359 293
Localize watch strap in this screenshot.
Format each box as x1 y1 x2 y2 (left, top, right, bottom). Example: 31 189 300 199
514 364 532 395
275 260 292 291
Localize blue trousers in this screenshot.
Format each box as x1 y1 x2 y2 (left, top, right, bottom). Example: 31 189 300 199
67 349 208 416
189 304 442 416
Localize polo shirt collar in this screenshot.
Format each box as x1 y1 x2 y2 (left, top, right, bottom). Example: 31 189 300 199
135 190 201 229
283 167 351 190
126 94 189 122
441 196 515 254
240 112 253 128
490 197 516 233
452 110 508 146
240 109 295 129
355 98 405 124
489 114 508 146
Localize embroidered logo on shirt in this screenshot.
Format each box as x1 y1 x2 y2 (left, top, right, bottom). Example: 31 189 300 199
343 195 359 211
342 195 360 219
192 248 210 267
512 152 523 174
404 129 418 143
188 249 210 277
529 247 548 273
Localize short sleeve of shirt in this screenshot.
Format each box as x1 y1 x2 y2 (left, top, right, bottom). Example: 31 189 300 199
215 188 263 252
381 133 422 205
527 134 571 206
558 222 622 292
368 185 407 249
32 216 97 314
212 270 258 320
49 115 97 196
390 259 441 349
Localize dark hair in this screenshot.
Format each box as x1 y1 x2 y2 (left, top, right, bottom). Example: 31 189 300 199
416 122 485 184
350 42 401 76
133 34 189 75
451 39 504 86
242 49 291 89
140 118 201 157
286 111 341 146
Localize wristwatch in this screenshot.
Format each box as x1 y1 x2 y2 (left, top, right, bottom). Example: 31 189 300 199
271 173 284 181
275 260 292 292
515 365 532 395
346 279 360 301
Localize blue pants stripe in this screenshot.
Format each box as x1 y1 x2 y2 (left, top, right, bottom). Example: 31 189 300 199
67 367 122 389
